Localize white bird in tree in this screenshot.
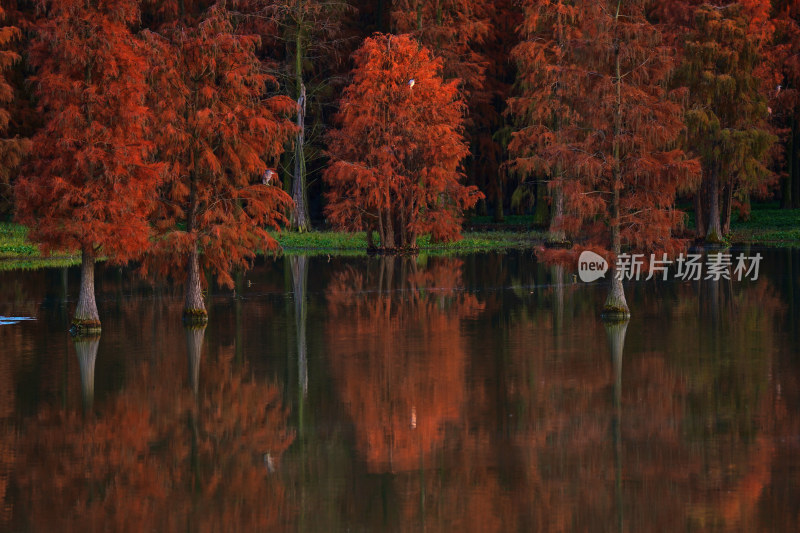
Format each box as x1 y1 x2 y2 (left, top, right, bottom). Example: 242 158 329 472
408 78 415 88
262 168 276 185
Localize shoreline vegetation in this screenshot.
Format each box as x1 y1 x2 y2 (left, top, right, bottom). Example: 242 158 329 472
2 205 799 270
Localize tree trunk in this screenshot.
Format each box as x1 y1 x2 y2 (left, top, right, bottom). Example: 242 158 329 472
532 180 549 227
291 81 311 232
705 163 724 243
493 172 504 222
694 185 706 238
721 181 733 235
366 221 376 250
383 205 395 250
73 243 100 333
184 243 207 322
604 259 630 318
604 13 630 320
782 134 793 209
549 183 566 242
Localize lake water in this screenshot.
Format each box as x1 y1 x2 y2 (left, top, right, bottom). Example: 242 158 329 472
1 249 799 532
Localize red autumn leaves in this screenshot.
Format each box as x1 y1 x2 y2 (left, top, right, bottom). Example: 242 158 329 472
324 34 482 251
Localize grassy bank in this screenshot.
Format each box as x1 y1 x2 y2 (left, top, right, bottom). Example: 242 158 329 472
1 205 797 269
728 205 800 247
0 224 80 270
273 230 545 255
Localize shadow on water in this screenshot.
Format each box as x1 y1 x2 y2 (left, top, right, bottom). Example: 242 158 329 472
0 249 798 531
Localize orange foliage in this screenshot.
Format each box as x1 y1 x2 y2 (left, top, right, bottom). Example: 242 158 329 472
324 34 481 251
142 4 294 309
510 0 699 264
14 0 160 261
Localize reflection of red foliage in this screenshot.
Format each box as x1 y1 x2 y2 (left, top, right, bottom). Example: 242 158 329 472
326 257 482 473
15 343 293 531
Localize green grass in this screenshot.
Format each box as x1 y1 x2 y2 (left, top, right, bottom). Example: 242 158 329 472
0 223 80 269
0 223 39 258
1 204 796 271
730 204 800 247
273 230 546 256
0 256 80 272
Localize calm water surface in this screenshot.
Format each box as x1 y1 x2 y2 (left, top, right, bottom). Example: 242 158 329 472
1 249 799 532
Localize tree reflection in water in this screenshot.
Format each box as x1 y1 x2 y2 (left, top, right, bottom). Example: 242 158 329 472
14 324 293 532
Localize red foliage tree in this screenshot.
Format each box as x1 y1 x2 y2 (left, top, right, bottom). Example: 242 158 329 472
0 6 30 215
392 0 516 221
142 4 295 321
677 4 774 241
508 0 582 242
324 33 481 252
14 0 160 331
512 0 699 316
391 0 490 100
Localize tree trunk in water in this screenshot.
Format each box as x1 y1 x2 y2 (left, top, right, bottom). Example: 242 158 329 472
185 324 206 396
705 163 723 243
74 334 100 412
290 80 310 232
184 243 207 322
73 244 100 333
721 181 733 235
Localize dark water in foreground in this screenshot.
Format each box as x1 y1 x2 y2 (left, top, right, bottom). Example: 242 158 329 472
1 249 799 532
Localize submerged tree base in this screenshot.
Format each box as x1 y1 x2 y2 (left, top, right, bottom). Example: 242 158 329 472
543 239 572 249
601 305 631 321
183 308 209 325
70 318 101 336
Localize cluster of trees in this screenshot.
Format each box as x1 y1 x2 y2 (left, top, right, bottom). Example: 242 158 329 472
0 0 797 322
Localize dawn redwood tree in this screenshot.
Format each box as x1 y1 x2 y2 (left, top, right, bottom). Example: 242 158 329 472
143 4 294 322
0 6 30 215
392 0 513 220
237 0 351 233
324 33 481 252
15 0 160 332
508 0 581 243
527 0 699 317
676 4 774 242
392 0 490 103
